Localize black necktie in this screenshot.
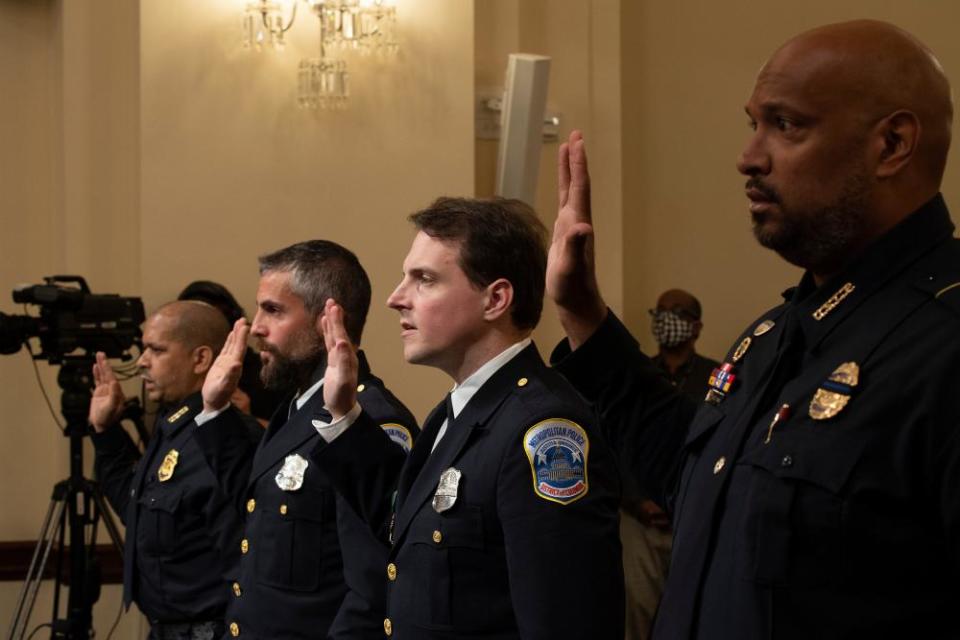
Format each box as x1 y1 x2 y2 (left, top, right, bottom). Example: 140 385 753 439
401 393 452 492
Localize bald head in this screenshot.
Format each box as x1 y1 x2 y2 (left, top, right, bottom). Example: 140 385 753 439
151 300 231 355
739 21 953 278
768 20 952 187
657 289 702 320
137 301 231 405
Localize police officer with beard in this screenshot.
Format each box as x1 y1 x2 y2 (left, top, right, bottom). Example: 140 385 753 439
196 240 418 640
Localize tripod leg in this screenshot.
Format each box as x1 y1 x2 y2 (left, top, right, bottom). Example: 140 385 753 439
90 486 124 557
5 495 67 640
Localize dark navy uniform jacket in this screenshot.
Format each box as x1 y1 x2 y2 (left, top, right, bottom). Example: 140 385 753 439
92 392 257 623
551 194 960 639
200 351 417 640
317 343 624 639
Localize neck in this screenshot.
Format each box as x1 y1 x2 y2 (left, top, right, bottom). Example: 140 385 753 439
444 328 528 385
810 191 932 286
658 342 695 374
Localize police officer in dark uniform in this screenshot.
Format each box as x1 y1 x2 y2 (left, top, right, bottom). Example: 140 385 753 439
546 21 960 639
196 240 417 640
314 198 624 639
90 301 258 640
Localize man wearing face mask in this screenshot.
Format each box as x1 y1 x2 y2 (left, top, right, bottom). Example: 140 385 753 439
620 289 721 640
649 289 719 402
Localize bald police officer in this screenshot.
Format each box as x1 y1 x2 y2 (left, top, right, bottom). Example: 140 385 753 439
91 301 258 640
548 20 960 640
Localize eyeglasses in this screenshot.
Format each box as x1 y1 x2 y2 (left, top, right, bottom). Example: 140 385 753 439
648 307 699 322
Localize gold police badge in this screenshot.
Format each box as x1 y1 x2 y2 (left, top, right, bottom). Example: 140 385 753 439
809 362 859 420
157 449 179 482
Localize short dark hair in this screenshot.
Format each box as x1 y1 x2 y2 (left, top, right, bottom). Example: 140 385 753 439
410 197 547 331
258 240 371 344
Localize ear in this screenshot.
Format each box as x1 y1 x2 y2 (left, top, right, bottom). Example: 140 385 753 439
193 345 215 375
692 320 703 340
482 278 514 323
874 110 921 179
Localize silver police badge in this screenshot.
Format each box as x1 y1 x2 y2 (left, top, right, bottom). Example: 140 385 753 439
275 454 309 491
432 467 461 513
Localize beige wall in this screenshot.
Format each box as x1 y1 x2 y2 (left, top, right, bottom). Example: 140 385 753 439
137 0 474 419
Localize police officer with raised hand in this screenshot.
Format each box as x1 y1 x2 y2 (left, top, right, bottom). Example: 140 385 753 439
315 197 624 639
195 240 418 640
90 301 257 640
547 21 960 640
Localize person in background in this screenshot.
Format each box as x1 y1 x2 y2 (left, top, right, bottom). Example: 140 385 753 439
622 289 721 640
650 289 719 401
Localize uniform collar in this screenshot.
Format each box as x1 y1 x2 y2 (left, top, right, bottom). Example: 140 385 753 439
357 349 373 382
157 391 204 438
450 338 532 418
291 349 373 412
787 193 954 352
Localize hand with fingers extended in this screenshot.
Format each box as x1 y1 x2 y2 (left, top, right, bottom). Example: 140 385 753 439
89 351 126 432
203 319 249 413
320 299 358 421
547 130 608 348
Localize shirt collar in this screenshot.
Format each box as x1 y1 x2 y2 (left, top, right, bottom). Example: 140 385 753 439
450 338 532 418
294 377 325 411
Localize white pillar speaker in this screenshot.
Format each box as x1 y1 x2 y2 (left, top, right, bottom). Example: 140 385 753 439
495 53 551 206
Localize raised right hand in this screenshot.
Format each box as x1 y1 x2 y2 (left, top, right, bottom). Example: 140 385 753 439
546 130 607 348
320 299 358 421
89 351 125 432
203 319 249 413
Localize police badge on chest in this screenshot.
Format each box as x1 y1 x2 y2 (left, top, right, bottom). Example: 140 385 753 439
276 454 309 491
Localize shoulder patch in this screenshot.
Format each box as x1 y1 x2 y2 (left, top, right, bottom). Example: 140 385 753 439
523 419 589 505
381 423 413 454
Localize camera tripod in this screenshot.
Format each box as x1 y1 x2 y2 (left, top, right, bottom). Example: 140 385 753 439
6 359 133 640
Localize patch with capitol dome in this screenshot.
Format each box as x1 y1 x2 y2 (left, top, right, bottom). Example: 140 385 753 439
523 419 589 504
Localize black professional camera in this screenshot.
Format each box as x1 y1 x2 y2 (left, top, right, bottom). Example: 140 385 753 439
0 275 145 362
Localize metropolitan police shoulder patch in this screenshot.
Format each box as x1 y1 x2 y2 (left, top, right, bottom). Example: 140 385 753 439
523 419 589 505
381 423 413 454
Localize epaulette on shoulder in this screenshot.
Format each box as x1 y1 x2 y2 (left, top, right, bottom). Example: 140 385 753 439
912 240 960 318
932 280 960 317
357 378 417 429
356 380 392 417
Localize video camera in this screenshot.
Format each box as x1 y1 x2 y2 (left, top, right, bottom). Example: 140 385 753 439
0 275 145 363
